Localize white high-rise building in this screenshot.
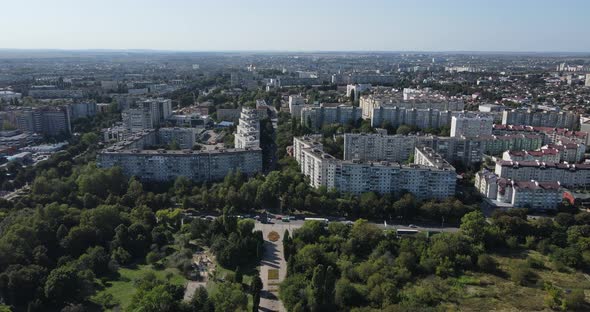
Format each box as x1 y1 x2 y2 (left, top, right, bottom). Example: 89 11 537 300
289 95 305 119
235 107 260 149
450 114 493 138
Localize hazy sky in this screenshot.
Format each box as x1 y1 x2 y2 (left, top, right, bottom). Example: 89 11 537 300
1 0 589 52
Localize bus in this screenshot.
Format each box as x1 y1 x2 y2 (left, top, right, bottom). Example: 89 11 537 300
304 217 329 225
396 229 420 236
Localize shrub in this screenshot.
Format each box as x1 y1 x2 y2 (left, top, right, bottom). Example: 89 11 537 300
510 262 535 286
477 254 498 273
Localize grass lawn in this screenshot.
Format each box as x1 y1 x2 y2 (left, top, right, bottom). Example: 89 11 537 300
268 269 279 280
440 251 590 311
91 264 186 311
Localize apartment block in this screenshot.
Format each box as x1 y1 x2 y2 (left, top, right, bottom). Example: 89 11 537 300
493 124 588 145
360 94 464 120
300 106 362 129
293 136 456 199
502 109 579 129
234 107 260 149
158 127 197 149
495 160 590 188
450 114 493 138
476 170 562 210
288 95 305 119
98 128 261 182
69 102 97 120
370 106 461 129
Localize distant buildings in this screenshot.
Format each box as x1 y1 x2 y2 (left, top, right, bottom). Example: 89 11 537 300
69 102 97 120
0 91 22 102
28 85 84 99
234 107 260 149
346 84 371 100
1 106 71 137
288 95 305 119
331 74 396 85
121 98 172 131
300 106 362 129
158 127 197 149
450 114 494 138
501 109 579 129
370 107 460 129
360 93 464 120
493 124 588 146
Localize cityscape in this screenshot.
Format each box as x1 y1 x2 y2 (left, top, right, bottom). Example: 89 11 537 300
1 1 590 312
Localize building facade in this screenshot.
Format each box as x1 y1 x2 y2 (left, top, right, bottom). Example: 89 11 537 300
294 136 456 199
450 114 493 138
502 109 579 129
234 107 260 149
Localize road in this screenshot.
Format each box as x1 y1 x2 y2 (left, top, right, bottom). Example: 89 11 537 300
265 218 459 233
254 222 303 312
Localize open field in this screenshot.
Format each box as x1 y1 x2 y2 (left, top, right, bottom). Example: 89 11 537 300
91 264 186 311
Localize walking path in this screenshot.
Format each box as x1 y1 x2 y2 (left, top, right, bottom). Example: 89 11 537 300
255 222 302 312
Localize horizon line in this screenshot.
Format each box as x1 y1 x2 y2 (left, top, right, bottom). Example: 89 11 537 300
0 48 589 55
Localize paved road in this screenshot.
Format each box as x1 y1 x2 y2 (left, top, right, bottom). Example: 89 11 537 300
254 222 302 312
266 218 459 233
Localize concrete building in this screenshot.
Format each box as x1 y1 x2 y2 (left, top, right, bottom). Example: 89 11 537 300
158 127 197 149
288 95 306 119
495 160 590 188
69 102 97 120
234 107 260 149
493 124 588 146
370 106 461 129
586 74 590 87
2 106 71 137
450 114 493 138
414 147 455 170
476 170 562 210
346 84 371 100
122 107 154 131
502 109 579 129
142 98 172 127
97 130 262 182
502 149 560 163
360 94 464 120
0 91 22 102
300 106 362 129
216 108 242 122
293 136 456 199
342 132 544 166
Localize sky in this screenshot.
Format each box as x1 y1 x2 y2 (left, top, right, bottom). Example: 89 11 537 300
1 0 589 52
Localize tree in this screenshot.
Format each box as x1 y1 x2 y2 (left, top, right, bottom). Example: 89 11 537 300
310 264 326 310
460 211 487 244
324 266 336 308
234 266 243 284
210 282 247 312
396 125 412 135
189 286 214 312
250 272 263 312
128 284 177 312
44 264 93 305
